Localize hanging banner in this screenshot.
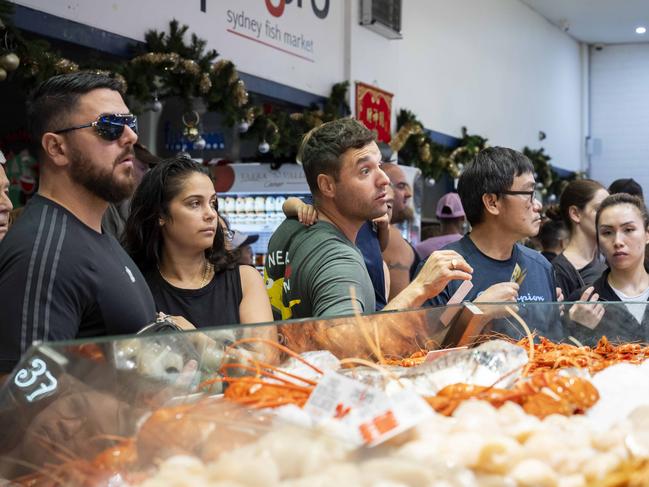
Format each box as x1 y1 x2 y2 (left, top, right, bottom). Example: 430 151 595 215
355 82 393 143
12 0 344 96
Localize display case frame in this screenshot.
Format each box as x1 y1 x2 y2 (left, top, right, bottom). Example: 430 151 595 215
1 300 648 484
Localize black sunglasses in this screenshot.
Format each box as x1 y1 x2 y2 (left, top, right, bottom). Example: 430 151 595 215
53 113 138 141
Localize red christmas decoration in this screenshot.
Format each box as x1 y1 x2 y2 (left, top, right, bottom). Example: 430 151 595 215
355 82 393 143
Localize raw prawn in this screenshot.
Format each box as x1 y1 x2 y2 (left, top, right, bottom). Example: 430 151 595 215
10 437 138 486
518 336 649 375
200 337 322 409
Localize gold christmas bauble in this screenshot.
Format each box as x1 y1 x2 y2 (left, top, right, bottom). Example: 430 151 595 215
199 73 212 94
184 126 199 142
0 68 6 82
418 143 432 163
0 53 20 72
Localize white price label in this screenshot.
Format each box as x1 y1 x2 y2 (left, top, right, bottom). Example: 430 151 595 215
303 372 379 421
303 372 432 447
359 389 433 447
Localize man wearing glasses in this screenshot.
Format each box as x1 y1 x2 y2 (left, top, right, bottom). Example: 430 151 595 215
426 146 561 339
0 72 156 375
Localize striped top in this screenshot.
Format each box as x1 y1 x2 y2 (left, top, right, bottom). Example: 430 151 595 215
0 195 156 373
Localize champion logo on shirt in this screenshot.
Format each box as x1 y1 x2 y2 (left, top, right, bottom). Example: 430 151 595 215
124 266 136 283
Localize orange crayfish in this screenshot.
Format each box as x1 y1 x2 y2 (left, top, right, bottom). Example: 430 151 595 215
426 370 599 419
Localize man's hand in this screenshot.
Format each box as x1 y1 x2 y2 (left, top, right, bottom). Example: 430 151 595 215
412 250 473 299
473 282 520 318
373 212 391 252
569 287 605 330
474 282 519 303
373 212 390 230
556 287 565 316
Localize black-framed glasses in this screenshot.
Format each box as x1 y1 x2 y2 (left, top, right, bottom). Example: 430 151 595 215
53 113 138 141
500 190 536 204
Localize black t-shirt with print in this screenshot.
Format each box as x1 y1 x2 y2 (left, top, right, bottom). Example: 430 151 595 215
0 195 156 373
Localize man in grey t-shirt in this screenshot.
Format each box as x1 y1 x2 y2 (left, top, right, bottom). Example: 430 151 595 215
268 218 376 319
265 118 473 322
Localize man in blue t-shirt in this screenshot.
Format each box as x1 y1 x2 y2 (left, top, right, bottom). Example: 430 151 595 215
426 147 562 340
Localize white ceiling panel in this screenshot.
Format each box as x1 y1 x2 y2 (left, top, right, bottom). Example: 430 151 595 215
519 0 649 44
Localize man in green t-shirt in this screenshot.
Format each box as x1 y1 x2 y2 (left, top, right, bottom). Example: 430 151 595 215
265 118 473 322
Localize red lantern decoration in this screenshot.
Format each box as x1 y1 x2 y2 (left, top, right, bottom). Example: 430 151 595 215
355 82 393 144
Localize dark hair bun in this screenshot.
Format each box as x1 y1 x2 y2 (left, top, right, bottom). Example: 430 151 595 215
544 204 561 221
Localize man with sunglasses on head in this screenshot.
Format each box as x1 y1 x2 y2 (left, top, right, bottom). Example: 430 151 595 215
0 72 157 376
423 147 562 339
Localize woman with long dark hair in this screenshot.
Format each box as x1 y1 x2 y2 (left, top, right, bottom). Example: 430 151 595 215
552 179 609 297
124 157 273 328
568 193 649 343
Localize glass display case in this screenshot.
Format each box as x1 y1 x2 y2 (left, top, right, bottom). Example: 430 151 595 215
2 301 649 486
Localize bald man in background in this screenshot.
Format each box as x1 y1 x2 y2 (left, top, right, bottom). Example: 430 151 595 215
381 163 421 299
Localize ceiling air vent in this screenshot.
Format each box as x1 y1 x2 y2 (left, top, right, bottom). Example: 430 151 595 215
360 0 403 40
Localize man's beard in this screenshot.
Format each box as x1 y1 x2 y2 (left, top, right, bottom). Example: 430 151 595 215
69 146 136 203
336 189 386 223
392 205 414 224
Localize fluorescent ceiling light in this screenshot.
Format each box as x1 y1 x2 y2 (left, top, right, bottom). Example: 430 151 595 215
636 26 647 34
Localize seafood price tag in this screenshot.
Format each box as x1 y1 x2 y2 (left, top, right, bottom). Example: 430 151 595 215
303 372 433 446
303 372 381 423
440 280 473 326
359 389 433 447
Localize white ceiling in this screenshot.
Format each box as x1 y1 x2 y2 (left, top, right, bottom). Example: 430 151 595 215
519 0 649 44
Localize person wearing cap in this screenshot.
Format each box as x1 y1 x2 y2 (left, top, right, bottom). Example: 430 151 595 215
230 230 259 266
415 192 465 259
102 142 160 240
0 151 13 241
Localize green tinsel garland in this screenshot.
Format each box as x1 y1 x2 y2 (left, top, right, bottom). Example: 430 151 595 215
0 7 579 185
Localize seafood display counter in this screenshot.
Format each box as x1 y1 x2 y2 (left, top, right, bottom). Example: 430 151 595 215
2 301 649 486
